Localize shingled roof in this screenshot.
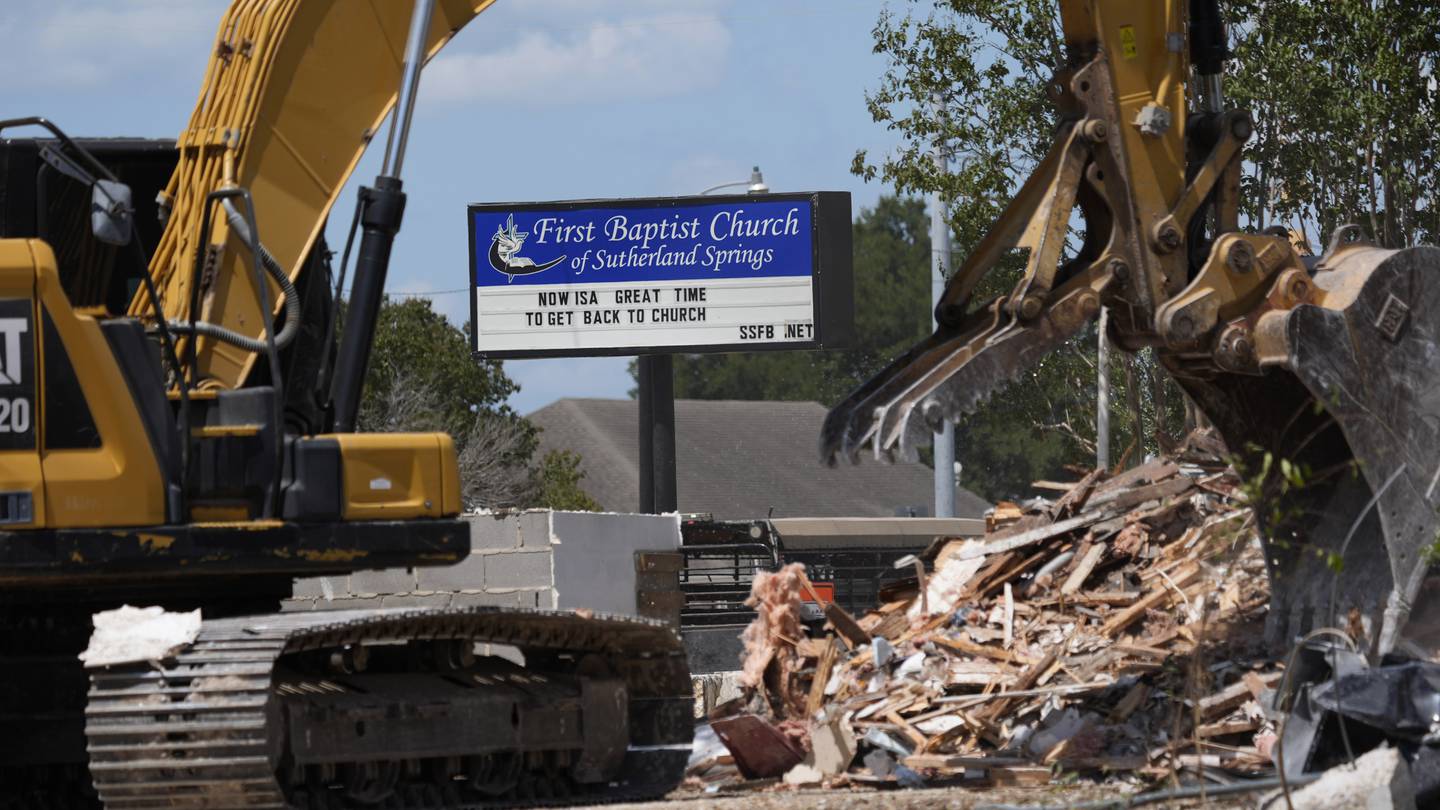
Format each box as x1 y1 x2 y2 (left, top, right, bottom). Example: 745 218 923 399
528 398 990 519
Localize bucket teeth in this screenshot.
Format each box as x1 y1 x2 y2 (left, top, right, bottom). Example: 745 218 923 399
823 305 1087 466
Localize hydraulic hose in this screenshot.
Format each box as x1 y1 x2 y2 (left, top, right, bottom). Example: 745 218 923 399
157 198 301 354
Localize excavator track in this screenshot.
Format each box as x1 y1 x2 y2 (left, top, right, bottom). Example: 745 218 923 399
84 608 693 809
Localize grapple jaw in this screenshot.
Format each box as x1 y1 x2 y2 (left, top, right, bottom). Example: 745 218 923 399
1183 244 1440 659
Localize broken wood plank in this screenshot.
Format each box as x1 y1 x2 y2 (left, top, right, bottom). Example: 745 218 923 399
1108 682 1150 722
960 510 1114 561
1047 468 1104 520
1197 718 1262 738
884 710 928 750
1002 583 1014 649
1087 473 1195 513
903 754 1029 770
1061 543 1107 595
806 638 839 717
1243 671 1270 701
982 765 1054 786
1195 671 1283 721
1098 562 1200 637
823 601 870 648
929 633 1031 665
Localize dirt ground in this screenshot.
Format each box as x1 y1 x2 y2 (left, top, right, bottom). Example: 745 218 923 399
584 784 1259 809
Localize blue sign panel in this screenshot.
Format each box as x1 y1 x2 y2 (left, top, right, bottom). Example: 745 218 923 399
468 192 851 359
472 199 813 287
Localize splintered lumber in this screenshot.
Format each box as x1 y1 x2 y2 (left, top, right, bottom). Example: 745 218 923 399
823 601 869 648
806 639 839 717
885 710 928 749
904 754 1029 770
958 511 1111 561
1048 468 1103 520
708 438 1280 790
976 647 1060 723
1061 543 1107 595
1197 718 1262 738
930 633 1029 665
1196 671 1283 721
982 765 1055 786
1099 562 1200 636
1108 682 1150 722
1088 474 1195 513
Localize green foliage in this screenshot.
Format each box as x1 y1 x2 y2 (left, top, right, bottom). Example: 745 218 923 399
533 450 603 512
1225 0 1440 247
360 297 516 438
358 297 598 511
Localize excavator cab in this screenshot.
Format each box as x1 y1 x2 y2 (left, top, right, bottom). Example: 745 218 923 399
0 126 460 535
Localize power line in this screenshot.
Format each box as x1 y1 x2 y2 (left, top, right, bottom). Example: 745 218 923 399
339 287 469 299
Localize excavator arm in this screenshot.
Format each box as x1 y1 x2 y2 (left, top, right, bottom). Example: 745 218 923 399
824 0 1207 464
824 0 1440 659
130 0 497 395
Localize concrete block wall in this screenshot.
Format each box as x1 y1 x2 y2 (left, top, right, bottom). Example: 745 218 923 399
285 510 680 616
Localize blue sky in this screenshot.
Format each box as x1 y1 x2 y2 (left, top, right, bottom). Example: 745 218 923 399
4 0 902 414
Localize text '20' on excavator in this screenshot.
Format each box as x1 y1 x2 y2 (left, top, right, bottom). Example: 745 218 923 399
824 0 1440 661
0 1 690 807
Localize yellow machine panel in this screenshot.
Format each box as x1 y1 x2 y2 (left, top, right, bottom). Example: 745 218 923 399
0 239 167 530
328 431 460 520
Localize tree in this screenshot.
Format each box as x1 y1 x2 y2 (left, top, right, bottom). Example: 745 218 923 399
359 297 600 512
1225 0 1440 248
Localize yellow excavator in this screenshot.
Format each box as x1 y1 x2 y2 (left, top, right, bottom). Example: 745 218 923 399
0 1 689 807
825 0 1440 661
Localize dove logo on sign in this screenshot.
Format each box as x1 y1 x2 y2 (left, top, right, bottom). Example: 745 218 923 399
488 214 566 282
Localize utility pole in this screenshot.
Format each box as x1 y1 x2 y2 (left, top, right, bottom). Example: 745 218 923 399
1097 307 1111 471
931 95 956 518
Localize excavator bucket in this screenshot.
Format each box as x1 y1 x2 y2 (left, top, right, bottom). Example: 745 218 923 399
1180 240 1440 658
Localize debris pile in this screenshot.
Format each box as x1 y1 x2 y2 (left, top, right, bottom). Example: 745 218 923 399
692 446 1290 791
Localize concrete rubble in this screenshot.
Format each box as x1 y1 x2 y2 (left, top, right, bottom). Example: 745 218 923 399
80 605 202 668
688 435 1299 795
1268 745 1415 810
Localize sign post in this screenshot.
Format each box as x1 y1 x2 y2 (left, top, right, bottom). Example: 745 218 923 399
469 192 852 513
636 353 675 512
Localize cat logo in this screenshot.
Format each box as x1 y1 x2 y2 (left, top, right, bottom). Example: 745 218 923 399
0 317 26 386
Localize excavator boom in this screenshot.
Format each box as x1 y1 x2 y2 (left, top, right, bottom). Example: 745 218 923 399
131 0 497 397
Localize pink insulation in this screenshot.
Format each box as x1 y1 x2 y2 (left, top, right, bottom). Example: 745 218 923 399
738 563 809 702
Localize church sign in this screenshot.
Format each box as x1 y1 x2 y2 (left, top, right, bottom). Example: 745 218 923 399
467 192 852 358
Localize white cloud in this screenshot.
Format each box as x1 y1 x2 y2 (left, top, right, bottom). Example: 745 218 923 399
0 0 223 89
424 13 731 106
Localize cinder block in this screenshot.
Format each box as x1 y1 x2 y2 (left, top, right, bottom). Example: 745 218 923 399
291 577 325 599
280 598 316 612
415 552 487 591
379 593 453 609
516 511 554 550
514 588 556 609
450 590 523 608
483 550 552 589
468 513 521 552
313 596 383 611
349 567 416 596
